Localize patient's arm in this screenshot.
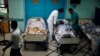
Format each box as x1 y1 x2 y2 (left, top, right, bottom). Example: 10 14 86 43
55 28 58 33
70 31 76 37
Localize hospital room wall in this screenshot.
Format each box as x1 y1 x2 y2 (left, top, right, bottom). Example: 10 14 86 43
8 0 25 32
8 0 100 32
66 0 100 19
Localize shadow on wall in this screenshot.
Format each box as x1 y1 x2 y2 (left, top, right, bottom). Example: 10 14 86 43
71 4 79 9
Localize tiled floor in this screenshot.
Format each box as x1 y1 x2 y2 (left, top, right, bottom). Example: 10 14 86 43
0 33 92 56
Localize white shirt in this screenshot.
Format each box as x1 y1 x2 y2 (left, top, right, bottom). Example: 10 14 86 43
47 10 58 24
11 28 21 49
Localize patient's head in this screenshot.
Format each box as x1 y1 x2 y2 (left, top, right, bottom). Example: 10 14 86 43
36 18 40 21
59 20 64 24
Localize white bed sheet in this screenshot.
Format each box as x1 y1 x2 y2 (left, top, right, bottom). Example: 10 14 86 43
55 31 76 43
25 17 47 34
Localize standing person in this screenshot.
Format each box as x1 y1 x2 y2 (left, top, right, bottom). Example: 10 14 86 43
2 21 22 56
68 8 79 35
47 8 64 43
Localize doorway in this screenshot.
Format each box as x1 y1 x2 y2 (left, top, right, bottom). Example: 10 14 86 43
25 0 66 23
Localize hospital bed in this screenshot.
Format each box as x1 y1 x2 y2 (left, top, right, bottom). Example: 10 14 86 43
81 23 100 56
54 20 80 45
23 17 48 50
47 20 80 56
74 21 99 56
56 29 80 54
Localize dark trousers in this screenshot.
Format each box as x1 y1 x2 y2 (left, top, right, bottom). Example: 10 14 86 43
72 25 80 36
10 48 22 56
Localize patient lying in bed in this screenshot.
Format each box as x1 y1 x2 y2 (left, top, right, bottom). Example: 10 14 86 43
25 18 47 34
55 20 75 43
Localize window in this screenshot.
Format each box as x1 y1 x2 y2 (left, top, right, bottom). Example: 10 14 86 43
0 0 7 13
0 0 5 7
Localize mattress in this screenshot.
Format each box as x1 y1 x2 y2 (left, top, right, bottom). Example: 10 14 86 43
60 37 80 44
24 34 47 41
